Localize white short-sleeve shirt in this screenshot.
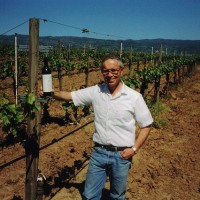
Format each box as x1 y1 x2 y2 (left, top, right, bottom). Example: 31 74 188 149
71 83 153 147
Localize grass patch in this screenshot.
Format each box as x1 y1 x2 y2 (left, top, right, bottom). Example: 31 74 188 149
147 99 170 129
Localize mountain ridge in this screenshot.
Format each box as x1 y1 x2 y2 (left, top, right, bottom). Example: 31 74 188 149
1 34 200 54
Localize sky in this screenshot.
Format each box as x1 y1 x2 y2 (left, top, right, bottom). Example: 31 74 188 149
0 0 200 40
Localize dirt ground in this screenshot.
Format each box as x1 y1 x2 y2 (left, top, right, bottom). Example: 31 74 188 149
0 66 200 200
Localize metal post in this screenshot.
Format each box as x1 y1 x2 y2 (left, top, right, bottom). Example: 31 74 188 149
15 33 18 104
159 43 163 64
120 42 123 58
151 46 154 63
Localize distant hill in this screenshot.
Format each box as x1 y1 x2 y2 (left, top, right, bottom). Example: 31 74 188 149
1 34 200 54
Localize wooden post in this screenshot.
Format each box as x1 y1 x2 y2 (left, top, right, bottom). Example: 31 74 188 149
25 18 41 200
128 46 132 74
83 44 86 56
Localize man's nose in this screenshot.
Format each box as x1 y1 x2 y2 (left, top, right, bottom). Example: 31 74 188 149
108 71 113 76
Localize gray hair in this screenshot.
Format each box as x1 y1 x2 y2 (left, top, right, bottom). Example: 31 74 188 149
101 54 124 68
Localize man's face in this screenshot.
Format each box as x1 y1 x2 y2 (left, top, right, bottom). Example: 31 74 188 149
101 59 124 88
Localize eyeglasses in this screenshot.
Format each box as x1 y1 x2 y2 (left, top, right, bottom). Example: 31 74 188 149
101 68 121 75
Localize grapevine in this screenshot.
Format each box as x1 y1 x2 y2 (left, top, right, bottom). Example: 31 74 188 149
0 92 41 139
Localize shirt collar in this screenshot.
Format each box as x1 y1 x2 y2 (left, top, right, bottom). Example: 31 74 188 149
121 81 128 95
98 81 128 96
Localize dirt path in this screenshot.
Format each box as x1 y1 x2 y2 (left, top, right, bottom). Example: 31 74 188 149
0 67 200 200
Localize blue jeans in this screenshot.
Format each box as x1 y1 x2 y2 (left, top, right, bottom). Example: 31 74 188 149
82 146 132 200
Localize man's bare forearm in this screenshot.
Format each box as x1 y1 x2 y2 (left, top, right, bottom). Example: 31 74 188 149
52 91 72 101
134 125 152 150
120 125 152 159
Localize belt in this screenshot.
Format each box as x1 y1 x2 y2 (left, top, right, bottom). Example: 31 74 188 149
94 143 128 151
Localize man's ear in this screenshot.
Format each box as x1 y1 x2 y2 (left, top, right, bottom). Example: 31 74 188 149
120 67 124 75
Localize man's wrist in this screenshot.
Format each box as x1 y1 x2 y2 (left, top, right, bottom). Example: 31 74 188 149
131 146 138 154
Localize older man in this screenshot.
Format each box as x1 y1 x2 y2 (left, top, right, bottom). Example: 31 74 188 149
47 54 153 200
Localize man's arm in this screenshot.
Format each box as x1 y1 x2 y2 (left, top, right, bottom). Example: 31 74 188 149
39 86 72 102
133 125 152 151
52 91 72 101
120 125 152 159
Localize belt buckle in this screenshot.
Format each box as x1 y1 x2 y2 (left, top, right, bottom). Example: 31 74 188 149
114 146 118 151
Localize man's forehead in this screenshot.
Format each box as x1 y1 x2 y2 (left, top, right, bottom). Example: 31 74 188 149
102 59 119 67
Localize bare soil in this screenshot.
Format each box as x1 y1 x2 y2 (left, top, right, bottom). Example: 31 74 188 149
0 66 200 200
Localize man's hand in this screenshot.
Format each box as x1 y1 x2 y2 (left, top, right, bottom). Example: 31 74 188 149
120 148 135 159
38 85 44 97
120 125 152 160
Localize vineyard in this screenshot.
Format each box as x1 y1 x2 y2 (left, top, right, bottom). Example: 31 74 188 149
0 19 200 200
0 39 198 145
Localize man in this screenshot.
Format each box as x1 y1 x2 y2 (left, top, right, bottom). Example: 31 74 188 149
46 54 153 200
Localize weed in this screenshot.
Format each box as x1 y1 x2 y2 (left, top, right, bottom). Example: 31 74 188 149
149 100 170 129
